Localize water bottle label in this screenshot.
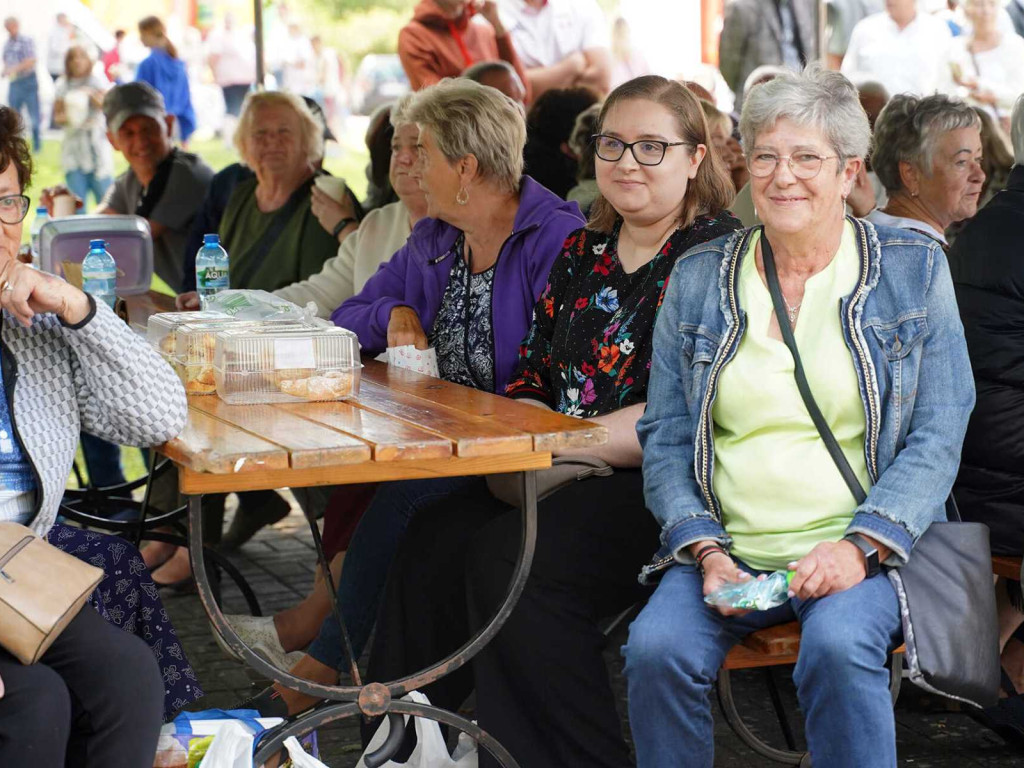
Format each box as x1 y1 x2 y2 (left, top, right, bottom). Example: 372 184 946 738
198 266 229 289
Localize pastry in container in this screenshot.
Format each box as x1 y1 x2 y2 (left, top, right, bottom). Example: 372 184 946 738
213 325 362 403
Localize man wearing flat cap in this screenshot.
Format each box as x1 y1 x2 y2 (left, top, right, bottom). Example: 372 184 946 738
96 81 213 291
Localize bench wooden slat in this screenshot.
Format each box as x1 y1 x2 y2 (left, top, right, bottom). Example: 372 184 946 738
188 397 370 469
993 556 1022 580
161 407 290 474
360 361 608 451
277 401 452 462
722 621 907 671
354 380 533 458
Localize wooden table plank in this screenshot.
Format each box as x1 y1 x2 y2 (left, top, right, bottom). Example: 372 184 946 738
189 397 371 469
360 361 608 451
354 380 533 458
161 408 290 474
177 451 552 494
277 401 452 462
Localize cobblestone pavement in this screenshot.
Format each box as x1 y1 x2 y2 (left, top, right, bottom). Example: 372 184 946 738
160 506 1024 767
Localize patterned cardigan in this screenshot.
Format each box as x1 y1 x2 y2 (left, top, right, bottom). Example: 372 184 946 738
1 297 188 536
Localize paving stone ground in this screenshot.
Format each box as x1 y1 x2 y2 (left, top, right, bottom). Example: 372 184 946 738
159 504 1024 767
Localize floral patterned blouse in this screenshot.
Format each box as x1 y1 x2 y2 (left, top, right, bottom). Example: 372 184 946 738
505 213 741 417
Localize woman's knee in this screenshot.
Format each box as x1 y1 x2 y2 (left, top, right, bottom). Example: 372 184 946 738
0 663 72 746
102 631 164 722
623 606 710 687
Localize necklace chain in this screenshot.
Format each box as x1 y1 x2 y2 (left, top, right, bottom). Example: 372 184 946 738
782 293 801 323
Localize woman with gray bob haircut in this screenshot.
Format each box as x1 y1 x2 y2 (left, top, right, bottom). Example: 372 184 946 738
626 65 975 766
867 93 985 244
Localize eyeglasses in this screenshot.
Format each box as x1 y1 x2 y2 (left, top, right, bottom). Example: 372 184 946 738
592 135 692 167
0 195 30 225
747 152 839 180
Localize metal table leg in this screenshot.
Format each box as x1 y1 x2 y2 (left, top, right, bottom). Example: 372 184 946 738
187 470 538 768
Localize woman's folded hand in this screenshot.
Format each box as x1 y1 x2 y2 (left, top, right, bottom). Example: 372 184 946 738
788 540 866 600
0 261 91 327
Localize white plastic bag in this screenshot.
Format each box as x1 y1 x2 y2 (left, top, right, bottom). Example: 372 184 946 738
355 691 478 768
197 720 254 768
283 736 331 767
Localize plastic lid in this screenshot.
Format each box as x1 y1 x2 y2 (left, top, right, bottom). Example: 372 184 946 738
89 239 106 249
36 206 47 214
203 233 220 246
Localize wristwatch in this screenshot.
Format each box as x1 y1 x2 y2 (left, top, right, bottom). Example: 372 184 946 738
332 217 358 239
843 533 880 578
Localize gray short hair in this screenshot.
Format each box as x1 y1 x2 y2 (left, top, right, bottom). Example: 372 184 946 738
406 78 526 194
740 66 870 167
390 92 415 128
1012 93 1024 166
234 90 324 168
871 93 980 193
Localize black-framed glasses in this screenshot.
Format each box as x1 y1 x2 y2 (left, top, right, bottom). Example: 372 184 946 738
592 134 692 166
747 152 838 180
0 195 30 225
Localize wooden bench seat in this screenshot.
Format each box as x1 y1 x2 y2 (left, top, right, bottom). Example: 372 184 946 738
723 621 907 671
993 556 1022 580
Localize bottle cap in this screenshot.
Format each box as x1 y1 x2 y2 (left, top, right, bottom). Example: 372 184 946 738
89 239 106 249
36 206 47 214
203 233 220 246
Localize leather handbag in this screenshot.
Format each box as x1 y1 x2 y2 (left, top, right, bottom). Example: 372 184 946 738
0 522 104 664
761 230 1000 708
486 455 614 508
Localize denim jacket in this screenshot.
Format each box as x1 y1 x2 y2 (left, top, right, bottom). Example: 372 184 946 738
637 218 975 583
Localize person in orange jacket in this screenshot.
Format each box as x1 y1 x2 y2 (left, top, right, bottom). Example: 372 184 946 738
398 0 531 102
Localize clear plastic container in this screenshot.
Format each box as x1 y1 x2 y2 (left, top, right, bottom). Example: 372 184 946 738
173 319 313 396
213 325 362 403
146 311 232 357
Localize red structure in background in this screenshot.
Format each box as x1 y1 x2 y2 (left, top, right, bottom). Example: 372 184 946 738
701 0 725 66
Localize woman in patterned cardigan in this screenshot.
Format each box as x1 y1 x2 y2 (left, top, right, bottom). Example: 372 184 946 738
0 105 193 766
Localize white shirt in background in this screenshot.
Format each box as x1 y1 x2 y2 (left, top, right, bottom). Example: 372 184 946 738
498 0 610 69
841 11 953 96
47 24 74 77
281 33 315 96
943 32 1024 118
205 27 256 87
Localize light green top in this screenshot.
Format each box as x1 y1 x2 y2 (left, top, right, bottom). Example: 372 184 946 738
712 222 871 571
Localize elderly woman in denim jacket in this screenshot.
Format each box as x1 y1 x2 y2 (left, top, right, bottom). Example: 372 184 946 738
624 67 975 768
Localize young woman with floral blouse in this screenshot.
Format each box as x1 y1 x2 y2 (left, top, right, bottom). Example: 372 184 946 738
361 75 741 768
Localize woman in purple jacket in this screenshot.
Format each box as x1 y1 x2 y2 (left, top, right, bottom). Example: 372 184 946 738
241 78 585 714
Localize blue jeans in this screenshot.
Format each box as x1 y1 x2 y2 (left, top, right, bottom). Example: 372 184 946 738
80 432 126 488
7 75 41 152
623 563 902 768
307 475 482 669
65 171 112 210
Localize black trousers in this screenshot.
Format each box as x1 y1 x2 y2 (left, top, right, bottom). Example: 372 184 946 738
0 604 164 767
365 469 659 768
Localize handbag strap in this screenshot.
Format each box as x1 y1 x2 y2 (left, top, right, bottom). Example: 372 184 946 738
760 229 963 523
760 229 868 505
230 176 315 289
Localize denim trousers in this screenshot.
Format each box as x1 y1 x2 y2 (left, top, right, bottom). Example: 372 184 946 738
8 75 41 151
623 562 903 768
65 171 112 210
306 475 482 668
80 431 126 488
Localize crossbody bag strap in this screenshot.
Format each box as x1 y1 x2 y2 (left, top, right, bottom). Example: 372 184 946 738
759 228 868 505
232 176 315 288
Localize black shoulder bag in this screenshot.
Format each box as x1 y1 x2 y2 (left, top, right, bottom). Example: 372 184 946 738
760 229 1000 708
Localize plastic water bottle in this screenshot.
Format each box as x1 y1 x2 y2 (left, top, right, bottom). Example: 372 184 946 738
704 570 796 611
81 239 117 310
195 234 230 309
30 207 47 264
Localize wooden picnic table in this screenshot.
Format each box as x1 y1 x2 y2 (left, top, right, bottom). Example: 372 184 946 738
136 293 609 767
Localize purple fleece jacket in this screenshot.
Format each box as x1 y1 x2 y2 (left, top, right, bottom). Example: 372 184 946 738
331 176 585 393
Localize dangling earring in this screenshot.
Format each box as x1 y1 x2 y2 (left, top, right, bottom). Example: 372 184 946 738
456 187 469 206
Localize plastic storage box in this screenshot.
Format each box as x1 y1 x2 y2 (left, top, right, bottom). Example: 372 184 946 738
39 215 153 295
146 311 233 356
213 325 362 403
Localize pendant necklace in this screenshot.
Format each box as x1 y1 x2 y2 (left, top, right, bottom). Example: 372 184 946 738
782 295 801 324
